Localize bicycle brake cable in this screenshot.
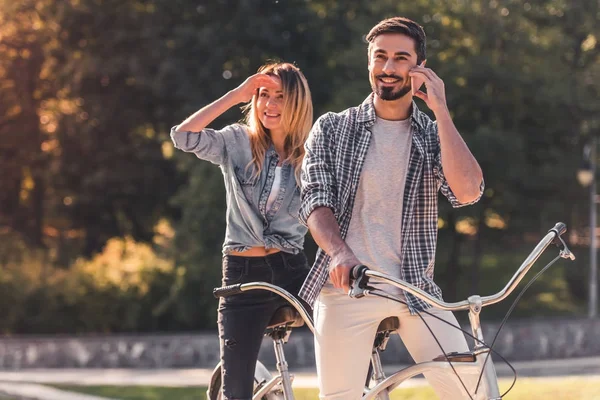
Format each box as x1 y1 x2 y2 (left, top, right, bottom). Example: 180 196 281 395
413 309 475 400
370 291 479 399
474 254 562 396
367 253 563 398
369 289 517 399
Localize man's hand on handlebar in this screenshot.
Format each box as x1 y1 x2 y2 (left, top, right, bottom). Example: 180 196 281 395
329 247 361 294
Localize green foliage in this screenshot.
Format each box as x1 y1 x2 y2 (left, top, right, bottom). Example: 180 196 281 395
0 0 598 332
0 230 181 334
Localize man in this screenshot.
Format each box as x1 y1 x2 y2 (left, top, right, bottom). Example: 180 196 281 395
299 17 484 399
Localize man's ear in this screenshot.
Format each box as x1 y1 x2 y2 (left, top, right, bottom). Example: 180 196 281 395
421 59 427 67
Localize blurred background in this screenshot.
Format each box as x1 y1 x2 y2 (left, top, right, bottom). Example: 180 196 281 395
0 0 599 339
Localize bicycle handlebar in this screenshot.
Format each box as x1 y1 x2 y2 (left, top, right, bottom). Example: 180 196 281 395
212 223 572 329
213 284 243 298
350 222 575 312
549 221 567 237
213 282 315 333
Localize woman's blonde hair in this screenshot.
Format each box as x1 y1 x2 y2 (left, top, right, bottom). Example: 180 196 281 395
242 62 313 185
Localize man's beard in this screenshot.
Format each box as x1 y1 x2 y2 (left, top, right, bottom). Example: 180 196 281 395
372 74 411 101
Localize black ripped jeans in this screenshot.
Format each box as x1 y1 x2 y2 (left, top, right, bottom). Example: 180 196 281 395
218 251 311 400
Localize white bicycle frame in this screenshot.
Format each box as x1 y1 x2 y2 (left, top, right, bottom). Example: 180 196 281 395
355 276 499 400
251 359 288 400
206 360 286 400
353 222 574 400
213 222 575 400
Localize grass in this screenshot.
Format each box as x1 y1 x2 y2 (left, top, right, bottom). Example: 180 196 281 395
51 385 202 400
52 377 600 400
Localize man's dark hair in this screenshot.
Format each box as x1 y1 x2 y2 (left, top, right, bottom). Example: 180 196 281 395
366 17 426 64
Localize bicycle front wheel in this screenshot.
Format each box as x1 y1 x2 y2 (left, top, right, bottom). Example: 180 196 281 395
207 360 284 400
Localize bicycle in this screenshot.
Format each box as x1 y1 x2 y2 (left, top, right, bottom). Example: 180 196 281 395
211 222 576 399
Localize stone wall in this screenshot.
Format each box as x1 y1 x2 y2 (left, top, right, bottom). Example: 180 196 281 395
0 317 598 370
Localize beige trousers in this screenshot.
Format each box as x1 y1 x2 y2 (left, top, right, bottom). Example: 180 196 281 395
314 284 485 400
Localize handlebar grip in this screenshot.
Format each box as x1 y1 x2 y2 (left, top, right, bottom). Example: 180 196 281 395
549 222 567 237
351 264 369 280
213 284 243 298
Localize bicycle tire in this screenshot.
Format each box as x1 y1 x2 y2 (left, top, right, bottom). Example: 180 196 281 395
207 360 283 400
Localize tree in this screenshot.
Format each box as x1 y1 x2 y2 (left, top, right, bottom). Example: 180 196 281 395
0 0 181 261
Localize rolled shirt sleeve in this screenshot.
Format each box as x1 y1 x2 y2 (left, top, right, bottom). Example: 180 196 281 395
299 114 339 226
170 125 237 165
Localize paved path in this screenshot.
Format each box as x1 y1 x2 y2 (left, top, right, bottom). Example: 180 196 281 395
0 357 598 399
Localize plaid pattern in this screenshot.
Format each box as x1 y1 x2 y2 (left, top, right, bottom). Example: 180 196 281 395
298 94 483 313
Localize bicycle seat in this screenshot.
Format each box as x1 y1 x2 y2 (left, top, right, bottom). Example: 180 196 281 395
267 306 305 329
376 317 400 334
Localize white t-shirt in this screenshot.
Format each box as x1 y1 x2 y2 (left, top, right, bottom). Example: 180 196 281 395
344 116 413 295
266 166 282 211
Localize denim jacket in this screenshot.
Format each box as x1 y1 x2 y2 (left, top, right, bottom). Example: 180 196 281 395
171 123 307 255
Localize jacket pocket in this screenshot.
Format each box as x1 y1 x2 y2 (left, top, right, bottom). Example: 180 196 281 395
234 165 258 200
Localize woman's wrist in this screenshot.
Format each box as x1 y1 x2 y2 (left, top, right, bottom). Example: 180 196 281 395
227 88 246 105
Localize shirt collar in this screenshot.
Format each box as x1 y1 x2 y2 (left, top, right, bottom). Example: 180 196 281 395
266 143 278 157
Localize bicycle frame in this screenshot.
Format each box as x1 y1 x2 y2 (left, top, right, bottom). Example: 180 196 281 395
365 359 489 400
353 222 574 399
253 374 287 400
355 276 501 399
364 330 498 400
213 222 575 400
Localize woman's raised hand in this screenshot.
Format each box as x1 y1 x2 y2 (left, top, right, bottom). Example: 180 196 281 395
174 73 279 133
232 73 280 103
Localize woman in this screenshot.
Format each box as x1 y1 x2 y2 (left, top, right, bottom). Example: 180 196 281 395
171 62 313 399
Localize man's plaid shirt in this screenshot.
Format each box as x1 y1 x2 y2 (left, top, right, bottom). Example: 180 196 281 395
298 94 483 312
